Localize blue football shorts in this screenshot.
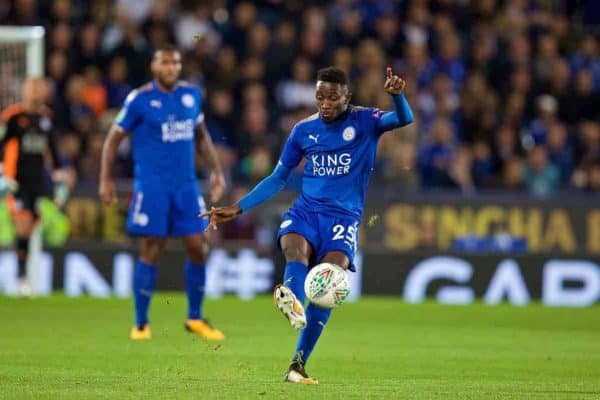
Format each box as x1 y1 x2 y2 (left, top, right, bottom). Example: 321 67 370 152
126 180 208 237
276 206 359 271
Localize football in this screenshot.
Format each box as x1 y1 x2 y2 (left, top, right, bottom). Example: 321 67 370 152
304 263 350 308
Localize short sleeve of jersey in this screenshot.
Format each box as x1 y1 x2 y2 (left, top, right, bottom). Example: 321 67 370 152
1 106 21 143
115 90 142 133
0 117 14 143
279 124 303 168
0 117 7 143
194 88 205 125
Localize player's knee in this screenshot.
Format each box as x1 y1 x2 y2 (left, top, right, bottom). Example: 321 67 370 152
140 238 166 265
187 241 208 264
14 214 34 236
321 252 350 269
183 234 209 264
282 246 310 265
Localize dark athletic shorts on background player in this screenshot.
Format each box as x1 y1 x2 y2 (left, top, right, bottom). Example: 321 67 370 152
9 186 52 216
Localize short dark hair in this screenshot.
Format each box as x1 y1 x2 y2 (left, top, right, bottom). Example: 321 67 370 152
153 44 180 58
317 67 348 85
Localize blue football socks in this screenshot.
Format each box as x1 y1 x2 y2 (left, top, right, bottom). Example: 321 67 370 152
283 261 308 303
184 260 206 320
293 302 332 363
133 260 157 327
284 261 333 364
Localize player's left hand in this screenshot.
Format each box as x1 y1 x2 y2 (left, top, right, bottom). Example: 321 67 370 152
199 204 242 230
209 171 226 203
0 175 17 198
384 67 406 95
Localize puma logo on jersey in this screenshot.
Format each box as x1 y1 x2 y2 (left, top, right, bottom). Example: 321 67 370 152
308 134 319 144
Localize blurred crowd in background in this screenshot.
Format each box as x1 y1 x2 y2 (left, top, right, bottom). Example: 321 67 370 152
1 0 600 198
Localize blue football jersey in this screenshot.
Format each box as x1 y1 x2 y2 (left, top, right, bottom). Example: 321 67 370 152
115 81 204 187
280 106 388 219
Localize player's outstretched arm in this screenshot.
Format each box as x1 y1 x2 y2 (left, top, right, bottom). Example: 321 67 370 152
200 162 293 230
201 122 302 230
99 125 127 205
376 67 414 133
196 121 226 203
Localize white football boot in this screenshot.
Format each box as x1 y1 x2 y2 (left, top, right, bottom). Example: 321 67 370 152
273 284 307 330
284 361 318 384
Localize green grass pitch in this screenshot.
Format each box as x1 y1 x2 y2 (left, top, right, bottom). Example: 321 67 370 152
1 295 599 399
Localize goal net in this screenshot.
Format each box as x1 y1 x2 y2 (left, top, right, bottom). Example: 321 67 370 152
0 26 45 111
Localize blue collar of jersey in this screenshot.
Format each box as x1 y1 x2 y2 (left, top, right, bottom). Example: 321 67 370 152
152 79 179 94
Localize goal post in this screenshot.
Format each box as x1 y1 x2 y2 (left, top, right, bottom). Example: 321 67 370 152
0 26 45 295
0 26 45 110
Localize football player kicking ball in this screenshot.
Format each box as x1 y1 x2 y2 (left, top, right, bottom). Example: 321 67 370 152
202 66 414 383
99 45 226 341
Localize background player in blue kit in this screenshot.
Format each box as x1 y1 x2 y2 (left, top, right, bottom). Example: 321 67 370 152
99 45 226 341
202 66 414 382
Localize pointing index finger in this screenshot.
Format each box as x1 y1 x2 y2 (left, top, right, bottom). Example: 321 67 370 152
198 207 216 218
386 67 393 79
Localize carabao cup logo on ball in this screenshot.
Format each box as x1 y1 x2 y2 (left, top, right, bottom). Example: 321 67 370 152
308 267 334 298
333 288 349 305
305 263 351 308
